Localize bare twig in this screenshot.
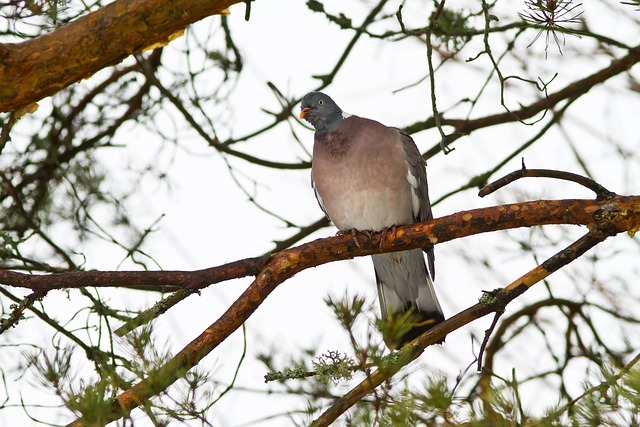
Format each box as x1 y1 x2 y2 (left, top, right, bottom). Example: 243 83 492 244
312 0 389 86
408 43 640 158
433 97 576 204
476 303 505 372
479 165 615 199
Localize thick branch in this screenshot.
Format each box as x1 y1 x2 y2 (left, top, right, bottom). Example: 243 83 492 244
0 0 242 112
2 196 639 293
59 195 640 426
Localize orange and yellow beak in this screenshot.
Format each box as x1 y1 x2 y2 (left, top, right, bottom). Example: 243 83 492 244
299 107 311 119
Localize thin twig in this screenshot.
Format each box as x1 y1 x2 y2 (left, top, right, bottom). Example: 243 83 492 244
409 43 640 159
476 305 505 372
433 96 576 205
0 112 16 154
478 166 616 199
312 0 389 86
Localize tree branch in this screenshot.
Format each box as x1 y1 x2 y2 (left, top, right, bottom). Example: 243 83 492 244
478 166 616 199
0 0 242 112
0 255 268 292
1 196 638 295
404 44 640 158
56 193 640 426
310 231 610 426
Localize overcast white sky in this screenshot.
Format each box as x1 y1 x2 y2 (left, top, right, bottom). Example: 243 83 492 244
2 1 640 426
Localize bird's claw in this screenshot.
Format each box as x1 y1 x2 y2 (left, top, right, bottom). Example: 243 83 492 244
336 225 399 249
379 225 398 248
337 229 372 249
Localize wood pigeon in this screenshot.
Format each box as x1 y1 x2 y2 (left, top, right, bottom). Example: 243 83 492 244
300 91 445 348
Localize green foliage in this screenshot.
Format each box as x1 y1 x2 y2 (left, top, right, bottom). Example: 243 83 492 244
324 293 367 331
66 379 115 426
375 307 423 350
560 363 640 427
258 289 640 426
22 323 229 424
25 342 76 391
347 374 456 426
25 343 117 424
379 392 420 427
0 0 80 35
0 232 20 260
415 374 455 417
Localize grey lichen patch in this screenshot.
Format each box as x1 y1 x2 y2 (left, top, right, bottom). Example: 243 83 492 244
312 350 355 385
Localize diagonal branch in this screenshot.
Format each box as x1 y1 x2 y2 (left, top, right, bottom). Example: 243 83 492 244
309 231 610 426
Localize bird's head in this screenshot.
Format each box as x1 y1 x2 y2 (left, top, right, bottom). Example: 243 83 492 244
299 92 343 134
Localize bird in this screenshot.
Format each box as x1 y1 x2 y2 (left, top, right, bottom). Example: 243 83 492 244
299 91 445 349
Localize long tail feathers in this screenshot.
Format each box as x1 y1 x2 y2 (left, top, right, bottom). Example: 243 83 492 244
372 249 445 349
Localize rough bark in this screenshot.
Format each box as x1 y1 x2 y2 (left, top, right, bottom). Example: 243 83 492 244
0 0 242 113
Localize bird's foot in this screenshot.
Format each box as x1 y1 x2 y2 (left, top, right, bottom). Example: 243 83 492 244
379 225 398 248
336 229 372 248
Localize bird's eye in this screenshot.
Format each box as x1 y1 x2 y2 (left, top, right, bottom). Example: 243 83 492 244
318 100 324 105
